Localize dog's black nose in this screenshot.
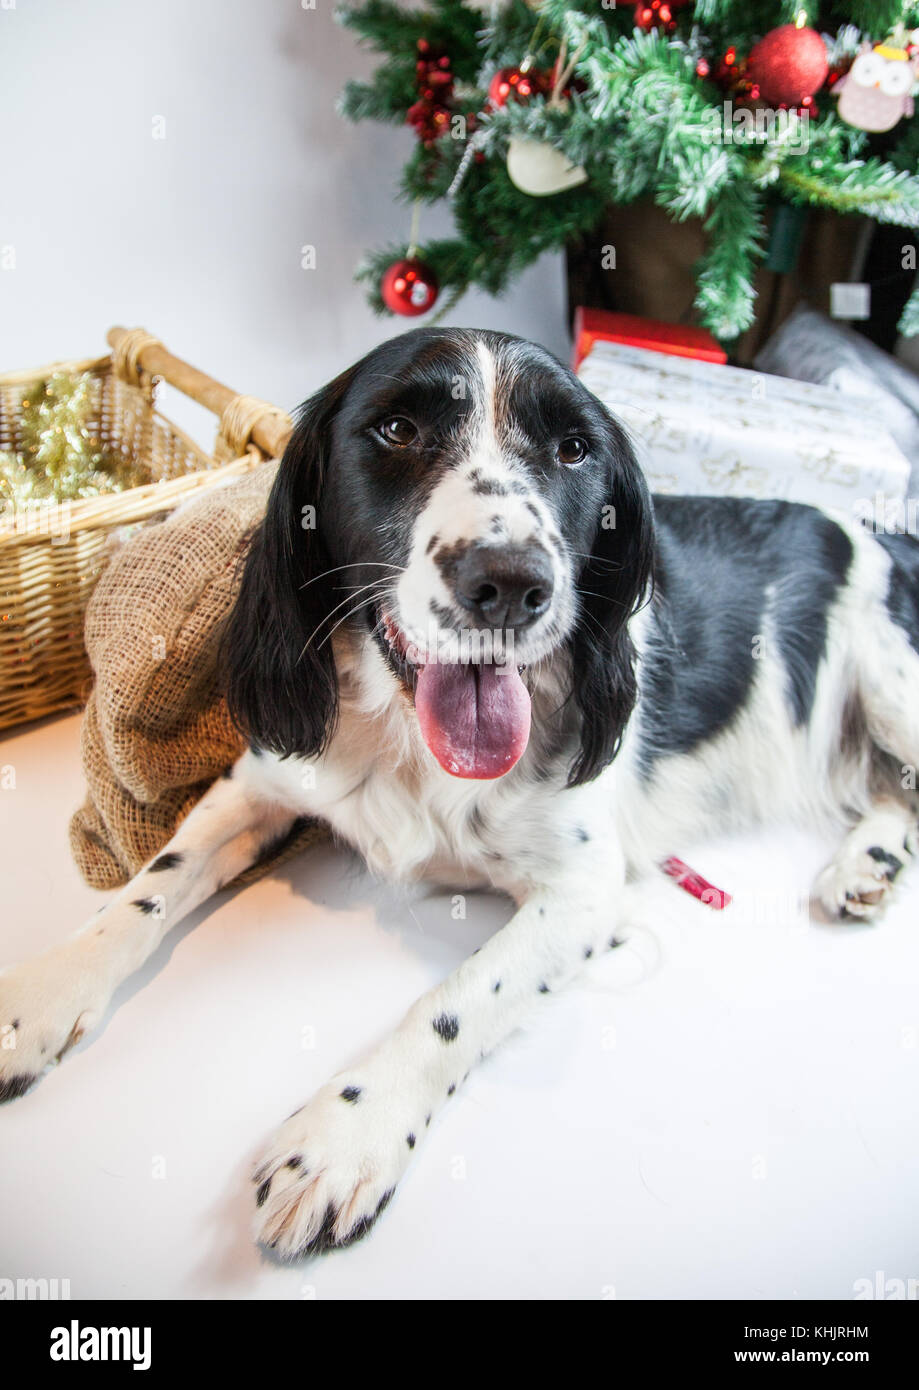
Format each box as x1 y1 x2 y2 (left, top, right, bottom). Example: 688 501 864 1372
453 544 554 629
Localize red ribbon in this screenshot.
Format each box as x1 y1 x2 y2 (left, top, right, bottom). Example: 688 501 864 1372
660 855 732 910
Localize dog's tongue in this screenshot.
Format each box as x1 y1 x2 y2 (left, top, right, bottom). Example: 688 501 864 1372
415 660 531 779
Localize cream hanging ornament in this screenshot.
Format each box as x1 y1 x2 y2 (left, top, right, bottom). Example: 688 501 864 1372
506 39 588 197
506 137 588 196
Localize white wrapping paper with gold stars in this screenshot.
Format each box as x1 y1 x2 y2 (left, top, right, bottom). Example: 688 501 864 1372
578 340 911 512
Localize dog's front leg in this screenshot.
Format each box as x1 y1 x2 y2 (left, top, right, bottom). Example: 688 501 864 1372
0 767 299 1102
254 845 625 1258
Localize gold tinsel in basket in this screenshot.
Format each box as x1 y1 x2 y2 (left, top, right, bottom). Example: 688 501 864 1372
0 371 147 518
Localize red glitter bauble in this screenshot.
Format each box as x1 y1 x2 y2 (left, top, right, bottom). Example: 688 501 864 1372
380 259 439 317
746 23 829 106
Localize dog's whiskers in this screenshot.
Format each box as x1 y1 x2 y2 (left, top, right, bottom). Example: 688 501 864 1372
298 562 404 593
315 580 395 653
297 578 393 663
569 550 624 573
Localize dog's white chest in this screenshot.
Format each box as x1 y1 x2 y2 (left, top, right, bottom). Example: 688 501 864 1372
251 715 590 892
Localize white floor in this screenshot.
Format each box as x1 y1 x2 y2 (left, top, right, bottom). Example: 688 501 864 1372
1 711 917 1301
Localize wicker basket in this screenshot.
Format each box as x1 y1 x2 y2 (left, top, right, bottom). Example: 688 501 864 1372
0 326 292 732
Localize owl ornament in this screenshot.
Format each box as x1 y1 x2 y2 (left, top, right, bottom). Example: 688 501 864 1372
834 42 919 133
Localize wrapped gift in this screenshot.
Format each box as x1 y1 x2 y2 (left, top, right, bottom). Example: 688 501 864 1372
754 305 919 498
572 307 727 371
578 339 911 512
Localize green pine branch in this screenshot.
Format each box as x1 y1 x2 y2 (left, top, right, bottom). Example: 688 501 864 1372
898 280 919 335
695 181 766 340
779 156 919 225
339 70 418 124
560 28 744 220
337 0 436 52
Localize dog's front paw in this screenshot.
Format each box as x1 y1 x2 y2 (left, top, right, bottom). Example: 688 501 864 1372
814 841 910 922
252 1071 424 1259
0 949 111 1102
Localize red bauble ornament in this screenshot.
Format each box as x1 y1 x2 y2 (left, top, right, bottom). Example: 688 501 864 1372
487 65 549 107
634 0 691 34
380 259 439 317
746 23 829 107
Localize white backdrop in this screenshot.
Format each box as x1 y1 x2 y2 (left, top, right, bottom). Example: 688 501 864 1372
0 0 568 439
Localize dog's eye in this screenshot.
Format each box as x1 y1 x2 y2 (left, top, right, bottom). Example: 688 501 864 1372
376 417 418 447
557 436 588 467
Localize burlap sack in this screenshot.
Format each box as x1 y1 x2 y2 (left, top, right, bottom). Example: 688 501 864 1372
69 459 326 890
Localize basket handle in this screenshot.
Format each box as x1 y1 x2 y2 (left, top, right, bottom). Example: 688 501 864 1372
107 326 293 460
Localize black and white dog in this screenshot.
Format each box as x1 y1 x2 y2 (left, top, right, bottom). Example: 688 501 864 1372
2 328 918 1257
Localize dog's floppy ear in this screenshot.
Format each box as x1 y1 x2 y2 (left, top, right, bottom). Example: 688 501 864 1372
222 365 356 760
567 415 654 787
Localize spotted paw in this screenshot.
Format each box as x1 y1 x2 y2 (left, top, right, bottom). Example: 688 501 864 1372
0 948 112 1102
252 1070 425 1259
814 841 910 922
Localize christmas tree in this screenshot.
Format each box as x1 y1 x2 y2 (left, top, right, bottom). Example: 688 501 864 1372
338 0 919 342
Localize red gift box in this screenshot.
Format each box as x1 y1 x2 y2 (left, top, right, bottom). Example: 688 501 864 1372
572 307 728 372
